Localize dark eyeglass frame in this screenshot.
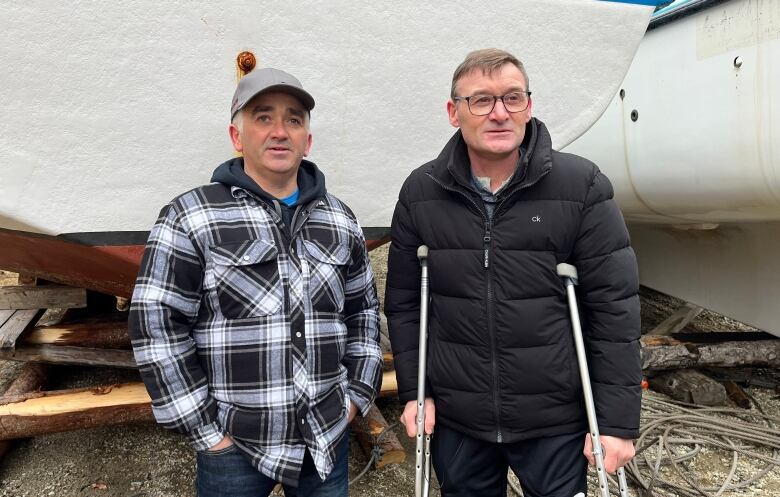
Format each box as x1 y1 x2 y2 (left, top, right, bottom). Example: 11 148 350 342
452 91 532 116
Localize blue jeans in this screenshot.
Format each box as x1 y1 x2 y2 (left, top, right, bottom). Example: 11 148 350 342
196 433 349 497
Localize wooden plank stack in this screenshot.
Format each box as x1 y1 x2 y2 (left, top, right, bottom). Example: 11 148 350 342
0 278 406 470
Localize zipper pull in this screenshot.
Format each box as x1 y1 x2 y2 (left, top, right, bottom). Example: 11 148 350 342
483 233 491 268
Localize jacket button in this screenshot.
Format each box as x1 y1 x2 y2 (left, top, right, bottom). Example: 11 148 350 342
296 332 302 338
243 256 250 261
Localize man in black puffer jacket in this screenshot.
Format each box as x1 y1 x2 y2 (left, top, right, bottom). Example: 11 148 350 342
385 49 642 497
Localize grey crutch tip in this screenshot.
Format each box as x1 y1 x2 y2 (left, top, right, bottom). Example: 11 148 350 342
556 263 578 280
417 245 429 260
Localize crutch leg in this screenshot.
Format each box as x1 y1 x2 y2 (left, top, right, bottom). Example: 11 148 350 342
557 263 631 497
416 245 431 497
423 434 432 496
617 467 629 497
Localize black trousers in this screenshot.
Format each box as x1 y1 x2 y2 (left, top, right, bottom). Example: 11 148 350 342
431 424 587 497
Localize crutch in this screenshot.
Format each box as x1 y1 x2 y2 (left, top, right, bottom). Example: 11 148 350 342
415 245 432 497
557 263 630 497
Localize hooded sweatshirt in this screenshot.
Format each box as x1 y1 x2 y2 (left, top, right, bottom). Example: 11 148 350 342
211 157 327 231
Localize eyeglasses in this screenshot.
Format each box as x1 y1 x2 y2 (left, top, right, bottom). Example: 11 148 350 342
452 91 532 116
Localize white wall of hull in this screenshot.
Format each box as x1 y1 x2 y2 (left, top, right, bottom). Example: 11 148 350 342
566 0 780 225
631 222 780 335
566 0 780 336
0 1 653 234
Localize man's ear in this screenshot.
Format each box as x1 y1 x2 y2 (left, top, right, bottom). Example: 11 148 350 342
303 132 312 157
447 100 460 128
229 123 243 153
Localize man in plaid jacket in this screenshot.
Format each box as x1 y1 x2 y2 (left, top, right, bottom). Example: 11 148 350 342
129 68 383 497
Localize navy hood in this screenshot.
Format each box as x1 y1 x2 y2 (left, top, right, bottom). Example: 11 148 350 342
210 157 327 207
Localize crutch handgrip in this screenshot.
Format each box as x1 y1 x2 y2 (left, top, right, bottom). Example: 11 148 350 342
556 262 578 281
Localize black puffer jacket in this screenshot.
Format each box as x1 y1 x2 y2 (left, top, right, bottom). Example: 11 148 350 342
385 118 642 443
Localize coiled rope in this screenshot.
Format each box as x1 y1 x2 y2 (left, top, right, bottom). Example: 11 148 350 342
625 390 780 497
509 389 780 497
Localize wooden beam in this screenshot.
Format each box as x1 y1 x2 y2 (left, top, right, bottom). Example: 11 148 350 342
24 321 131 349
0 379 404 449
0 309 42 349
351 403 406 468
0 383 153 441
641 337 780 372
0 363 48 457
0 310 13 330
0 285 86 310
379 370 397 398
0 344 137 368
648 369 727 406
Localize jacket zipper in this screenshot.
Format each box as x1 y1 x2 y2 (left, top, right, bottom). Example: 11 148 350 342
427 173 504 442
428 166 551 443
484 218 503 442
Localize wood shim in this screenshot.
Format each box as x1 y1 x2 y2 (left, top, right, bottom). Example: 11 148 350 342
0 285 86 310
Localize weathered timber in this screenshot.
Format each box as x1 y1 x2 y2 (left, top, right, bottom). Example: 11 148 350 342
648 369 728 406
0 383 153 441
0 309 42 349
672 331 776 343
0 311 13 329
0 285 86 310
723 381 751 409
0 364 47 399
703 367 780 390
0 363 47 457
648 303 703 336
24 321 131 349
351 403 406 468
640 337 780 372
0 344 137 368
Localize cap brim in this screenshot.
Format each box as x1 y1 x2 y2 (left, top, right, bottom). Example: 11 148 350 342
235 84 315 119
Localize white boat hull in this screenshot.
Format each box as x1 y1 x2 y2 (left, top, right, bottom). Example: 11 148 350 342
0 1 654 235
565 0 780 335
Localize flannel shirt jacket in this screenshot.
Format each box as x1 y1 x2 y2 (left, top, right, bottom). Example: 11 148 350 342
129 181 382 486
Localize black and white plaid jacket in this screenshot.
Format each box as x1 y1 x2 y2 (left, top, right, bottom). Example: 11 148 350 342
129 178 382 485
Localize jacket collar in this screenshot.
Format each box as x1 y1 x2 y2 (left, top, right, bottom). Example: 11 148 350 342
429 117 553 194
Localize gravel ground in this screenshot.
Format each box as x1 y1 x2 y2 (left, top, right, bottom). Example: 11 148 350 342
1 249 779 497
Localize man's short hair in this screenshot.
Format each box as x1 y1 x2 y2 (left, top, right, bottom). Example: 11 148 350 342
451 48 530 99
232 111 244 133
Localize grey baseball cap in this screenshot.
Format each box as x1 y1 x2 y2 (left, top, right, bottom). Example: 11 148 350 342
230 67 315 119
